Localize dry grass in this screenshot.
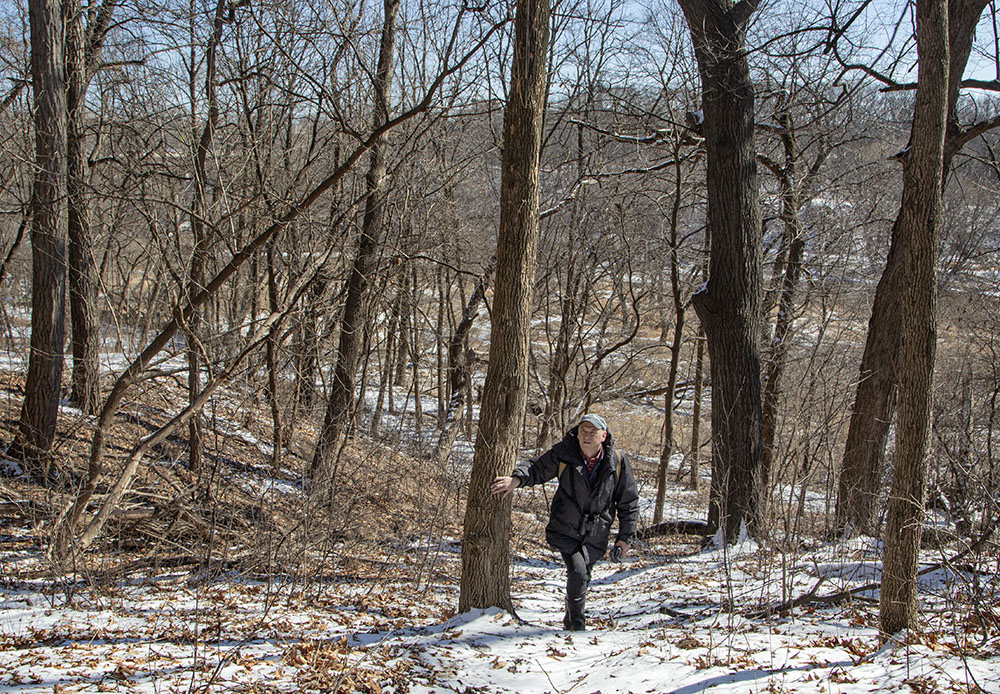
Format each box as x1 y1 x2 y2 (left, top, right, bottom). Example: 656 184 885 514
0 368 466 588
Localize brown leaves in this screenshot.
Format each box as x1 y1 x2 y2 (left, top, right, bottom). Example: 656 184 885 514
284 638 411 694
675 634 703 649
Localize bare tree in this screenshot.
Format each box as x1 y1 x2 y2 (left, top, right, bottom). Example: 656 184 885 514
435 260 494 465
460 0 549 612
311 0 401 486
65 0 115 415
677 0 764 543
879 0 949 638
836 0 995 536
11 0 68 477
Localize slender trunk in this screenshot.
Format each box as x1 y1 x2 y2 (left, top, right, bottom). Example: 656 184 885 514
686 329 705 491
66 1 100 414
435 261 493 464
185 0 228 474
536 262 578 449
654 141 686 523
312 0 400 482
760 116 806 533
411 265 422 441
436 266 447 428
265 239 282 472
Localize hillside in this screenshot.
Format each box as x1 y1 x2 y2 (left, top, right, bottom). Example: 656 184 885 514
2 369 998 693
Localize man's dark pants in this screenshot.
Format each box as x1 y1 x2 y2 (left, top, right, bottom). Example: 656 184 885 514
561 547 598 630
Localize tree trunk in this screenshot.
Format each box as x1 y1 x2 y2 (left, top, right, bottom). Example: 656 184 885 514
837 0 991 537
678 0 764 543
311 0 400 483
13 0 68 477
410 265 423 441
265 238 282 472
686 328 706 491
459 0 549 613
65 0 100 415
536 257 579 449
436 266 447 428
760 113 806 533
185 0 229 474
537 117 588 450
879 0 948 638
654 142 687 524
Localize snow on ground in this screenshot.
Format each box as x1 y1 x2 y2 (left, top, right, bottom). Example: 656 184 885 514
2 527 998 694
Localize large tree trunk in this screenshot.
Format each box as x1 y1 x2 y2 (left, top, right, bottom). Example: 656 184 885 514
311 0 400 484
837 0 991 536
13 0 68 477
459 0 549 613
879 0 948 638
678 0 764 543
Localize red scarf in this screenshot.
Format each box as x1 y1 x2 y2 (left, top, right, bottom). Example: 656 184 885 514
585 449 603 477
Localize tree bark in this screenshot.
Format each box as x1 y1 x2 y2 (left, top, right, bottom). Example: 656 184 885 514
65 0 102 415
678 0 764 543
13 0 68 477
311 0 400 484
459 0 549 613
879 0 948 638
837 0 991 536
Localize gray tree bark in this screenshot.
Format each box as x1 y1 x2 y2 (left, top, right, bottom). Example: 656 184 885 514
677 0 764 543
13 0 68 477
879 0 948 638
459 0 550 612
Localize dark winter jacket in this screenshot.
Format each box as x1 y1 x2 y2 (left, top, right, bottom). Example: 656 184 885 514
512 426 639 558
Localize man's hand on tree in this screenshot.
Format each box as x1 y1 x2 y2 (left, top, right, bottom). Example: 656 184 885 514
490 476 519 497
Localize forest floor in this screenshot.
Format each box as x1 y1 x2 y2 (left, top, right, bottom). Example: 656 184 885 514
1 368 999 693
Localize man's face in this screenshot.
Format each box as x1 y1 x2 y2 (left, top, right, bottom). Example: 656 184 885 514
578 421 607 455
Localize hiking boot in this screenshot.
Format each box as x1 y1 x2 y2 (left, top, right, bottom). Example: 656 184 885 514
563 597 586 631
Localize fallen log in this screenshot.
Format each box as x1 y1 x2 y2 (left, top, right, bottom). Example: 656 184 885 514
637 519 710 540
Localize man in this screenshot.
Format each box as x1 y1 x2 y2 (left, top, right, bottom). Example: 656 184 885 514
491 413 639 631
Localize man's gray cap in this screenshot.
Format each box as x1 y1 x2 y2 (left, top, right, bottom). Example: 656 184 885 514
578 413 607 431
